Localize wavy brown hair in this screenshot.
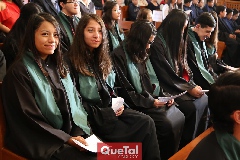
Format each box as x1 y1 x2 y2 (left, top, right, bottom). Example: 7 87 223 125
69 14 112 79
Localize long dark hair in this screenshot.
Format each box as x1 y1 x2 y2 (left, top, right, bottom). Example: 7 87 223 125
3 3 43 52
159 9 189 73
126 20 157 63
69 14 111 79
18 12 67 78
102 1 118 31
205 11 218 49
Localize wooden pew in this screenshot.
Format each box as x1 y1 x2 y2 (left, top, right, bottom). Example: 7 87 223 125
217 41 226 59
120 6 129 21
0 82 27 160
169 127 214 160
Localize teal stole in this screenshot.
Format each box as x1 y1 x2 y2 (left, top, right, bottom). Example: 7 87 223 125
122 43 160 96
58 12 80 44
188 28 214 84
206 45 216 56
78 70 116 102
109 24 125 50
23 52 91 135
216 130 240 160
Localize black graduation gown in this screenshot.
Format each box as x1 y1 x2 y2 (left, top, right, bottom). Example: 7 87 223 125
149 35 207 148
72 63 161 160
112 44 181 160
2 57 96 160
187 32 216 90
187 132 228 160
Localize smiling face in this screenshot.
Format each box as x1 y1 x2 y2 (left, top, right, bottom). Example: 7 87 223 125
195 24 215 41
84 19 103 52
35 21 59 60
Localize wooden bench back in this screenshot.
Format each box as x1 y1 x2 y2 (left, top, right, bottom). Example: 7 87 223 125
169 127 214 160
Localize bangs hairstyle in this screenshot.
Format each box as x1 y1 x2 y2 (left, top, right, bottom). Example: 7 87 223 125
102 1 118 30
159 9 189 65
208 71 240 133
126 20 157 63
18 12 67 78
69 14 111 80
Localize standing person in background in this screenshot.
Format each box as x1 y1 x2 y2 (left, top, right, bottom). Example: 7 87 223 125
150 9 208 149
68 14 161 160
2 2 42 69
33 0 60 17
102 1 124 51
112 20 185 160
187 71 240 160
187 12 217 90
0 0 23 34
2 12 97 160
128 0 140 21
136 8 153 22
58 0 80 52
79 0 96 16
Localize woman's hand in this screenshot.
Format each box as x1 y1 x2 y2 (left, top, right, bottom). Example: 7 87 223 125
153 99 167 108
67 136 88 151
115 105 124 116
166 99 174 107
188 86 203 98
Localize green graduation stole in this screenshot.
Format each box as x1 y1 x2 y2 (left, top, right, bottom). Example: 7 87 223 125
108 24 125 50
78 70 116 102
216 130 240 160
188 28 214 84
23 52 91 135
122 42 160 96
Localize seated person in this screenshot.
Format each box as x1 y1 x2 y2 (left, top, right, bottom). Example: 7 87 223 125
231 9 240 31
68 14 161 160
136 8 153 22
102 1 124 51
196 0 204 19
183 0 193 25
128 0 140 21
2 12 96 160
33 0 60 17
187 71 240 160
187 12 218 90
112 20 185 160
79 0 96 16
150 9 208 149
147 0 160 11
202 0 215 13
58 0 80 52
216 5 240 67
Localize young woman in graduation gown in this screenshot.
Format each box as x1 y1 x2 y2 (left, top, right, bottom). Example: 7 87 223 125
149 9 208 149
68 14 161 160
2 13 96 160
102 1 125 51
111 20 185 160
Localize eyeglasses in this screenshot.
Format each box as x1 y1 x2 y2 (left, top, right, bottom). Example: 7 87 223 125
66 0 80 4
148 40 154 45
